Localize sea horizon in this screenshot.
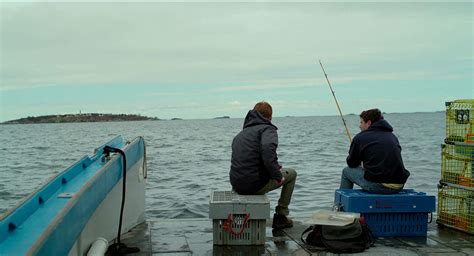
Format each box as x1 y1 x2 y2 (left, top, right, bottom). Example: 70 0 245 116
1 109 447 124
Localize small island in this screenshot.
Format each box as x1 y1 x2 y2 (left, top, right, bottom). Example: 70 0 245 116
2 113 160 124
213 116 230 119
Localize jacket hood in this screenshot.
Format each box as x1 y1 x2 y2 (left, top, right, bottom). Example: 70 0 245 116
369 119 393 132
243 110 277 129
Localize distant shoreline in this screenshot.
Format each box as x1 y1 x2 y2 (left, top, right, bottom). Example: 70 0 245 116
1 111 445 124
1 113 160 125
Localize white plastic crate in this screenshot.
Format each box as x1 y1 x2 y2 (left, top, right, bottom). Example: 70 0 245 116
209 191 270 245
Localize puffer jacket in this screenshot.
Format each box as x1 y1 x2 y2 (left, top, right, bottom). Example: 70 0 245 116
230 110 282 194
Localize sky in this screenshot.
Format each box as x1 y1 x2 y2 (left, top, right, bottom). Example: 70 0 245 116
0 1 472 122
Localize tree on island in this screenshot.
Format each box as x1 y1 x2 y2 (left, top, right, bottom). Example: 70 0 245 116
2 113 160 124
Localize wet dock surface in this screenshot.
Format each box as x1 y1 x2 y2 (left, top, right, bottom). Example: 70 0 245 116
120 218 474 255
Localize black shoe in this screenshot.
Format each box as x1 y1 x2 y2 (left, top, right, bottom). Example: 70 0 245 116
272 213 293 229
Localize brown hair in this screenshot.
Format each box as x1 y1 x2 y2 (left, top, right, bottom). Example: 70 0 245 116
360 108 383 123
254 101 272 119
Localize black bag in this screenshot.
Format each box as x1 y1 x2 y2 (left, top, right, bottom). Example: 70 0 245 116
301 219 374 253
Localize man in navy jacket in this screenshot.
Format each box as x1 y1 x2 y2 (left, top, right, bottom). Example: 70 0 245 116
340 108 410 193
230 101 297 229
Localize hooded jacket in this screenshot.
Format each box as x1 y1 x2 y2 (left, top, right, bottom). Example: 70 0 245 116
347 119 410 184
230 110 282 194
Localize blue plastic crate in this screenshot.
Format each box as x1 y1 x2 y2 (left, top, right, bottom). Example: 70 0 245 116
334 189 436 237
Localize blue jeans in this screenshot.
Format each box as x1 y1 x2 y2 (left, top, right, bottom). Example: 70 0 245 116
339 166 403 194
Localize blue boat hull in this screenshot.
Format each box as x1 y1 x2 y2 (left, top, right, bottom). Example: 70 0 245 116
0 136 147 255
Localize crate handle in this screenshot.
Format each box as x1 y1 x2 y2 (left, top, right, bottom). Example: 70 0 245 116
223 213 250 236
428 212 433 224
332 203 342 212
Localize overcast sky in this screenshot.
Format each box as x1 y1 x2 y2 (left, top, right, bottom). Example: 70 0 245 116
0 1 472 121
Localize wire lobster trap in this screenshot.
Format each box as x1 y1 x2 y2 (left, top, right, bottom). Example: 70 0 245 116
445 100 474 144
437 183 474 234
441 143 474 188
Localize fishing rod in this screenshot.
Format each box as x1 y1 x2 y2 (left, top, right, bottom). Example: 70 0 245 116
319 60 352 144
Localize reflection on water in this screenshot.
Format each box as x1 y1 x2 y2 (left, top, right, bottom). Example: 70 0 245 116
0 112 444 218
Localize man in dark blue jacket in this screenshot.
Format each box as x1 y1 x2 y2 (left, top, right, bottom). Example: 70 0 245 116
230 101 297 229
340 108 410 193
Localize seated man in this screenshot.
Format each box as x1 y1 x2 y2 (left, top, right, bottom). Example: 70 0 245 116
340 108 410 193
230 101 297 229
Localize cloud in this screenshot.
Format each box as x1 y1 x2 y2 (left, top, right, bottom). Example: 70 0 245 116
0 2 471 121
142 92 190 97
1 2 471 92
332 71 472 85
217 79 319 92
212 69 471 93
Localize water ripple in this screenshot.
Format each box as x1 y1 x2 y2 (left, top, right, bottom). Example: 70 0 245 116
0 113 445 219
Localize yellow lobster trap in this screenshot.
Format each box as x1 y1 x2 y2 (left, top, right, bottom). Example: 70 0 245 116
445 99 474 144
441 143 474 187
437 183 474 234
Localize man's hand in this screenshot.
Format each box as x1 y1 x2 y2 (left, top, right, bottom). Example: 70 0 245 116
274 177 285 186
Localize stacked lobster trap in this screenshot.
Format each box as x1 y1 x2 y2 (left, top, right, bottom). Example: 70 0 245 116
437 99 474 234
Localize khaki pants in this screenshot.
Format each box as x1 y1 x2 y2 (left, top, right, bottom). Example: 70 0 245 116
255 168 297 216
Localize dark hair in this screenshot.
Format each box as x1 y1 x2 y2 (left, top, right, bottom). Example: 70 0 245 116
359 108 383 123
254 101 272 119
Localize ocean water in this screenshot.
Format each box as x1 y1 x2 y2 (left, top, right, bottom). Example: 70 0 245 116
0 112 444 219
